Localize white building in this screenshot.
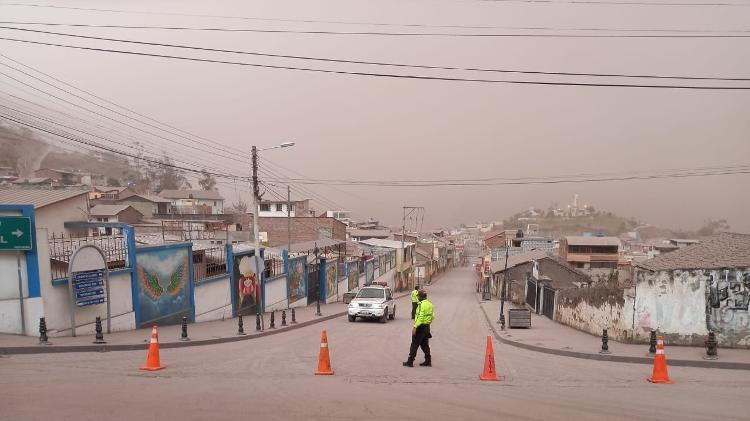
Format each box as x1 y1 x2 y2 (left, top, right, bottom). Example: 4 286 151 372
159 189 224 215
258 198 310 218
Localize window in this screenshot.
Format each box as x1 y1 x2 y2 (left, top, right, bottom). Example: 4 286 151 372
276 203 283 212
260 203 271 212
214 201 217 206
356 288 385 299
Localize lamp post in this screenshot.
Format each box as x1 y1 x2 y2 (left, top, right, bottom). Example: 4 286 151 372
314 244 322 316
497 244 510 329
251 142 295 325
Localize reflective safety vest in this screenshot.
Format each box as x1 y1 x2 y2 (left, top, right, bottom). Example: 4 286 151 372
414 299 434 328
411 289 420 303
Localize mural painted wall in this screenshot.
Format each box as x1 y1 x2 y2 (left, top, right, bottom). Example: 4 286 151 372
325 260 338 299
348 261 359 291
706 269 750 345
288 256 306 304
232 252 259 316
136 246 192 328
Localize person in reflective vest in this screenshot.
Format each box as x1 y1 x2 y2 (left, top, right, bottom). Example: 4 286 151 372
403 290 434 367
410 285 420 319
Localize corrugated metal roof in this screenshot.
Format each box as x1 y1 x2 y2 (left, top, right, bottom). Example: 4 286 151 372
0 188 88 208
564 236 621 247
159 189 224 200
359 238 414 249
637 232 750 271
491 249 549 273
90 204 137 216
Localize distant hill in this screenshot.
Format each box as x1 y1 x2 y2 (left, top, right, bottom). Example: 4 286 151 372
500 209 730 240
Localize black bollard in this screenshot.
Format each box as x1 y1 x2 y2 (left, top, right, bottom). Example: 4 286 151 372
256 313 262 331
704 331 719 360
93 316 106 344
179 316 190 341
648 330 657 356
38 317 51 345
281 310 287 326
269 311 276 329
291 308 298 324
599 329 610 354
237 314 246 335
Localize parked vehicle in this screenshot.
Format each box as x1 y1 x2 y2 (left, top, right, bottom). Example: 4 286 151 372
347 285 396 323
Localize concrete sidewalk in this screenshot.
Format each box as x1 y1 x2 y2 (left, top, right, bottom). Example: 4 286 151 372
0 300 352 355
477 295 750 370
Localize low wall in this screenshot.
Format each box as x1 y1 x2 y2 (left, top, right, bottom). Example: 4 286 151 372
194 275 233 322
554 286 630 341
265 274 288 312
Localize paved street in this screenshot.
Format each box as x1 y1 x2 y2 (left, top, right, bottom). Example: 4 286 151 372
2 267 749 421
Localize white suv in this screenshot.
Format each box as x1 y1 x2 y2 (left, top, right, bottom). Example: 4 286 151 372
347 285 396 323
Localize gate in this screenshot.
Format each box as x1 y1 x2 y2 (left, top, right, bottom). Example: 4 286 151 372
307 262 320 305
525 278 537 309
542 286 555 319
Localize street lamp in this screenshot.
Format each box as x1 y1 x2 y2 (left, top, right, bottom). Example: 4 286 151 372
250 142 295 327
314 244 322 317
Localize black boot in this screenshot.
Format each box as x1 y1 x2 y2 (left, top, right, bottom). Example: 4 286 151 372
419 360 431 367
402 361 414 367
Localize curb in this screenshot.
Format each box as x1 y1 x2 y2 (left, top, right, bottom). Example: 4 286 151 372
476 298 750 371
0 290 416 356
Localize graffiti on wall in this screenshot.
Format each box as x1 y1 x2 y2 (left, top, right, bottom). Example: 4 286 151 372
232 252 259 316
136 246 191 328
288 257 306 304
326 260 338 299
348 261 359 291
707 269 750 332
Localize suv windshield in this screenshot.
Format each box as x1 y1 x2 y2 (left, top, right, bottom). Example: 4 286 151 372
356 288 385 299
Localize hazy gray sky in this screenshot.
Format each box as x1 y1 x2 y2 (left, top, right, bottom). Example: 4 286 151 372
1 0 748 232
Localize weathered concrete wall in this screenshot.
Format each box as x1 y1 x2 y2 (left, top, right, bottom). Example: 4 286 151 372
194 275 232 322
627 268 750 348
555 286 629 341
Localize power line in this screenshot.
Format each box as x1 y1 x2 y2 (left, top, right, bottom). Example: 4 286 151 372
0 59 251 164
2 36 749 90
3 21 750 38
0 52 250 159
2 27 749 82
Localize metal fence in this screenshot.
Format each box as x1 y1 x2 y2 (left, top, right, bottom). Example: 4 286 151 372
264 250 285 279
48 232 128 280
193 245 227 281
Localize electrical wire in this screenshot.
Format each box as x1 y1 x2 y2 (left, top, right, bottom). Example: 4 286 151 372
2 26 749 82
2 36 748 90
3 21 750 38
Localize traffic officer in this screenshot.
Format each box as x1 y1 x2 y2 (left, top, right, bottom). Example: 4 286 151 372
410 285 420 319
403 290 433 367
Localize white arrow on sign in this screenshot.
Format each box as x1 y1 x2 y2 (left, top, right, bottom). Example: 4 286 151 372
12 229 24 238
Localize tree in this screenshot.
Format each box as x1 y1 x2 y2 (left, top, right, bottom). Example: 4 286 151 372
153 152 190 192
198 169 217 191
0 123 49 177
106 177 121 187
232 199 248 214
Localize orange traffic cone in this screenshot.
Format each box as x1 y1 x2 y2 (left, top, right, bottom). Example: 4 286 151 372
140 326 165 371
314 330 334 375
480 335 499 381
647 336 673 384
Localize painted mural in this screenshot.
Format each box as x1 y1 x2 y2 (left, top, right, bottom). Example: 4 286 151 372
136 246 192 328
348 261 359 291
232 252 259 316
288 256 306 304
365 259 375 285
706 269 750 334
325 260 338 299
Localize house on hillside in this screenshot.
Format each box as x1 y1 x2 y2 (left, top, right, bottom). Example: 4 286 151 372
258 198 310 217
0 188 89 235
89 186 136 201
559 236 620 270
11 178 54 189
116 192 171 218
633 232 750 348
33 168 81 186
491 250 590 319
89 204 143 224
349 229 391 242
159 189 224 215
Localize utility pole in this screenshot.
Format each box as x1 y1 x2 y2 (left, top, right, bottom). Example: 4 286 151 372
287 185 292 254
402 206 423 290
250 146 263 326
497 243 510 329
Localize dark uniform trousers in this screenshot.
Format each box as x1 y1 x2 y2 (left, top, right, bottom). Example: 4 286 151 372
407 324 431 363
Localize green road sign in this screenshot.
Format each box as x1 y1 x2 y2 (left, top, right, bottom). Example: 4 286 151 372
0 216 32 251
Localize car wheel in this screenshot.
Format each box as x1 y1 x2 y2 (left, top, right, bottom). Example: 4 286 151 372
348 315 356 322
381 309 388 324
389 305 396 320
